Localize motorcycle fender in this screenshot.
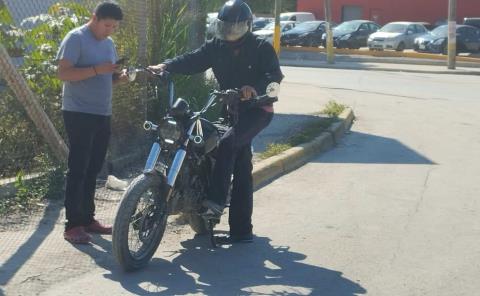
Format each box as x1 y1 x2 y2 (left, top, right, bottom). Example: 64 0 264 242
143 142 161 174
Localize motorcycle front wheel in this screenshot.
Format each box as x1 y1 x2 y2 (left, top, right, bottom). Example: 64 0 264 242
112 174 168 271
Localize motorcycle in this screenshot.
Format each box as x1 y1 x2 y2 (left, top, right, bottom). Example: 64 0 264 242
112 68 280 271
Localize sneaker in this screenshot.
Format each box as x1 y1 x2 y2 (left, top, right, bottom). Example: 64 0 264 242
85 220 112 235
216 233 254 245
199 200 224 218
64 226 92 244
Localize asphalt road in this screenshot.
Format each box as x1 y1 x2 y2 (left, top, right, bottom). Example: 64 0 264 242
4 66 480 295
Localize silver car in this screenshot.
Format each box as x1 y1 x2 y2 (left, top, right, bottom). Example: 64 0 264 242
367 22 428 51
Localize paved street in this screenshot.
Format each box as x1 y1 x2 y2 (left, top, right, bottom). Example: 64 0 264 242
2 66 480 295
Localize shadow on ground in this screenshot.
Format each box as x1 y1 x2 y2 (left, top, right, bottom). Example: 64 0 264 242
0 201 62 288
76 235 366 296
316 131 435 165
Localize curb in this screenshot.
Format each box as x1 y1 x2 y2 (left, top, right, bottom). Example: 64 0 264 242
252 108 354 189
281 59 480 76
281 46 480 64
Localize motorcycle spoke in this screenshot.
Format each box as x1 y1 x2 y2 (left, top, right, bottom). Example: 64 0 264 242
126 189 164 258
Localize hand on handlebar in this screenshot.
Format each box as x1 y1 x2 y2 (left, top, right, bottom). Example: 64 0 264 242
147 63 167 73
240 85 257 101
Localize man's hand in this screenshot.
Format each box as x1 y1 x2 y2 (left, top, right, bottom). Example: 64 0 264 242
240 85 257 101
147 63 167 73
114 68 129 84
95 62 118 75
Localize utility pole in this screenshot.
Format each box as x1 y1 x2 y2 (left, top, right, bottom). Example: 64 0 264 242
448 0 457 69
273 0 282 55
324 0 334 64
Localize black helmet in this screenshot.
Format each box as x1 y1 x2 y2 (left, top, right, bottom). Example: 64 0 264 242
215 0 253 42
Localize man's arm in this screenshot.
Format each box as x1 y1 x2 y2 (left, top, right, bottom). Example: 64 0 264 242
150 42 213 75
254 41 284 95
56 32 118 82
57 59 118 82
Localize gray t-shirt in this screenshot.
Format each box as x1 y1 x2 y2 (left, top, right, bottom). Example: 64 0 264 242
56 25 117 116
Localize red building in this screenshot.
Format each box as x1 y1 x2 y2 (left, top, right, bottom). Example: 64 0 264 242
297 0 480 25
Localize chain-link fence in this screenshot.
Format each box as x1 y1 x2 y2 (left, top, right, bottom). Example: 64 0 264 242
0 0 225 214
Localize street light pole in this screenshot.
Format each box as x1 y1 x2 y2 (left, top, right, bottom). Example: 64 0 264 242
273 0 282 55
448 0 457 69
324 0 334 64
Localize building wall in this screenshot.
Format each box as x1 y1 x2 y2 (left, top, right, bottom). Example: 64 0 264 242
297 0 480 25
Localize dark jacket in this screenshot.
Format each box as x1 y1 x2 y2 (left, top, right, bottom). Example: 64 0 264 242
164 32 284 98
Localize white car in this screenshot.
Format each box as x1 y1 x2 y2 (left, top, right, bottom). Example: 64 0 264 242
253 21 296 44
280 12 315 23
367 22 428 51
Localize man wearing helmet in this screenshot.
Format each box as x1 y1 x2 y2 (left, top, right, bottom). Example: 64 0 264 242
149 0 283 244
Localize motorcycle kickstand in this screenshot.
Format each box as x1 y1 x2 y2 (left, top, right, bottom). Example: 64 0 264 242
208 219 217 248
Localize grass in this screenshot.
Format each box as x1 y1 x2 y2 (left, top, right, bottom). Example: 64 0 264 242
321 101 347 118
259 101 348 160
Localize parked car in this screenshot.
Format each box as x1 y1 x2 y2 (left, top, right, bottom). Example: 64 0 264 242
253 21 296 44
464 17 480 30
253 17 274 32
321 20 380 49
281 21 327 47
280 12 315 23
414 24 480 54
367 22 428 51
417 21 434 31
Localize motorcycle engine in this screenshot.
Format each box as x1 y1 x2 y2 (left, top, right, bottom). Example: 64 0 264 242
169 157 211 214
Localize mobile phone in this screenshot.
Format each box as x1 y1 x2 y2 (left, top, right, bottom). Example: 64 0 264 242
115 57 127 65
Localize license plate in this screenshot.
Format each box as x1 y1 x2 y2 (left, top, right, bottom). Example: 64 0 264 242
419 44 426 50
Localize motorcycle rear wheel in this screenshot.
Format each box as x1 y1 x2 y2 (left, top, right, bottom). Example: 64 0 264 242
112 174 168 271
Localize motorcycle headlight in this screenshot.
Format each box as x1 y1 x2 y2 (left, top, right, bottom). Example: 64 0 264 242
159 118 182 144
340 34 351 40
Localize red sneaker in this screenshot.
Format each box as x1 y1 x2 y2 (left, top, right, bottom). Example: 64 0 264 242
64 226 92 244
86 220 112 235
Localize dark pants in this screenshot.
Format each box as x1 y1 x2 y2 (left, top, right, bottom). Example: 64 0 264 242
209 108 273 236
63 111 111 230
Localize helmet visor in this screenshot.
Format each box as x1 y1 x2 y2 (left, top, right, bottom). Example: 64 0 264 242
215 19 249 41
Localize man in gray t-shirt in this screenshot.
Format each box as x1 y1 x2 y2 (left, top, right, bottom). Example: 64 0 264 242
56 2 127 244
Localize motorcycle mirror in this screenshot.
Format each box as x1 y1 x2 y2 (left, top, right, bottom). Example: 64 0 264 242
265 82 280 98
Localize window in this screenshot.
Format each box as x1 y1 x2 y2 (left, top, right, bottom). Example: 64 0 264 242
415 25 426 34
369 23 380 32
359 23 369 31
407 25 416 34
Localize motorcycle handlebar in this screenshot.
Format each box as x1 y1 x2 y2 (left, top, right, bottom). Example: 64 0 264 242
213 89 274 106
144 68 171 83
